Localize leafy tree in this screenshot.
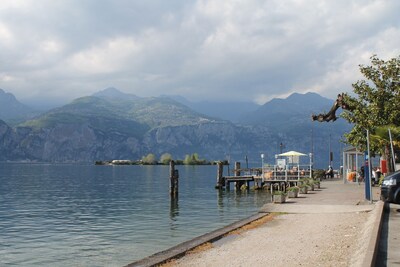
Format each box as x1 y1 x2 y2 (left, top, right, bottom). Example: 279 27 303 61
183 153 207 165
160 153 172 165
192 153 199 162
183 154 193 165
141 153 157 164
342 55 400 170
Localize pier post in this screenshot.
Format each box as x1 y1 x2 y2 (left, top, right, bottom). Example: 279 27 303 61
234 162 243 190
170 160 179 197
234 162 241 176
215 161 224 189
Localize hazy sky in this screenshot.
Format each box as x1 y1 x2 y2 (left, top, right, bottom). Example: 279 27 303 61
0 0 399 106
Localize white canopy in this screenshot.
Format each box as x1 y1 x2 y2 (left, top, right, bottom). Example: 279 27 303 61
278 150 307 157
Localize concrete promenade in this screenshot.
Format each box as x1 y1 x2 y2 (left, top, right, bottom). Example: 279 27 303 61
260 179 381 214
129 179 385 267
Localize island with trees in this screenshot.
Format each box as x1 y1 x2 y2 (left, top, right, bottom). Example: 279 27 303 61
95 153 229 166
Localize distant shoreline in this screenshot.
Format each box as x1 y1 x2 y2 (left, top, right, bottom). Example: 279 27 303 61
94 160 229 166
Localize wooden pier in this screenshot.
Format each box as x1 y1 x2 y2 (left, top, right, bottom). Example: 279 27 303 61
216 161 312 193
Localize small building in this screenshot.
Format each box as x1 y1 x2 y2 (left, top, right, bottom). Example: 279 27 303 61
342 147 364 183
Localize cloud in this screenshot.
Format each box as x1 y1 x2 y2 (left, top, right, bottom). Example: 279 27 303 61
0 0 399 105
65 37 141 75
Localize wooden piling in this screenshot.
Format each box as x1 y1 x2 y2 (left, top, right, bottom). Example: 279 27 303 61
234 162 241 176
234 162 243 190
215 161 224 189
170 160 179 197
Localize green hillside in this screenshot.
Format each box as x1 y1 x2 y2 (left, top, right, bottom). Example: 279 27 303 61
19 93 215 135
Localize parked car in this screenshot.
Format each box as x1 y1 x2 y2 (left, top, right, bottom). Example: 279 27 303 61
381 170 400 204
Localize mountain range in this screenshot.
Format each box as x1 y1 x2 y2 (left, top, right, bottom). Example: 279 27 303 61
0 87 352 168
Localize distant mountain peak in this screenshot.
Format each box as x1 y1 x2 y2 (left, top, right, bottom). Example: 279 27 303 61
92 87 139 100
286 92 326 101
0 88 37 124
0 88 17 102
239 91 337 127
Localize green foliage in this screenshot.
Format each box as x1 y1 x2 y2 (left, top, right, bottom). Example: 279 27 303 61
141 153 157 165
342 55 400 153
287 186 299 192
183 153 207 165
272 190 287 196
160 153 173 165
313 169 325 179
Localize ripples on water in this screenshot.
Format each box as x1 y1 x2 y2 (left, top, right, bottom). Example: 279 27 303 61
0 163 271 266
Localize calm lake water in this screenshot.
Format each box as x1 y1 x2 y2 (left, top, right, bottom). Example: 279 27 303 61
0 163 271 266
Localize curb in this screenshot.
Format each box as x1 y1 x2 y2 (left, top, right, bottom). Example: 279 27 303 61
361 200 385 267
125 212 269 267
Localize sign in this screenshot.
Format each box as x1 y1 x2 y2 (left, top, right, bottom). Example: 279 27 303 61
277 159 286 168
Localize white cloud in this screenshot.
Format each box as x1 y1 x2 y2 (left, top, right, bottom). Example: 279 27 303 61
0 0 399 105
65 37 142 75
0 22 14 45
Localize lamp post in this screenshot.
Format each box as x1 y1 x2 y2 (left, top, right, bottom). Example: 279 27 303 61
309 152 313 178
280 142 285 154
261 153 265 180
329 134 332 168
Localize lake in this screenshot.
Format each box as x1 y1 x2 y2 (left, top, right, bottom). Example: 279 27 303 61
0 163 271 266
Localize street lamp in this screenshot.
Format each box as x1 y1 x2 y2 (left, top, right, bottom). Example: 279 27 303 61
280 142 285 154
309 153 313 178
261 153 265 179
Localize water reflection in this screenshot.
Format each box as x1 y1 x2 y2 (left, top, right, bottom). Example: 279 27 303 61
169 196 179 221
217 188 271 213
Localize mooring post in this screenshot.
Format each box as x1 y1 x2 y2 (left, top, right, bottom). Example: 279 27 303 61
270 182 274 201
234 162 241 176
234 161 242 190
215 161 224 189
170 160 178 197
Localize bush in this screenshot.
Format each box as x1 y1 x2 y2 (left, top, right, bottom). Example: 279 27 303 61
287 186 299 192
272 190 287 196
313 169 325 179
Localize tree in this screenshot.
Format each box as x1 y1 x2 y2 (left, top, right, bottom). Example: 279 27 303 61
160 153 172 165
342 55 400 170
192 153 199 162
183 153 206 165
141 153 157 164
183 154 193 165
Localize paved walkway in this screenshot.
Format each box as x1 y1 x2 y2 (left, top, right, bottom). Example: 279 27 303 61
376 202 400 266
260 179 381 214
